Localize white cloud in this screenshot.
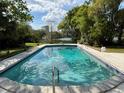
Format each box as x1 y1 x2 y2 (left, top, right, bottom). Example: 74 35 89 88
27 0 70 21
42 7 67 21
25 0 84 29
119 1 124 9
27 3 43 12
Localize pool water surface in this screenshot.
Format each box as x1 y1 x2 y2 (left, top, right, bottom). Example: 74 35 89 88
0 46 113 86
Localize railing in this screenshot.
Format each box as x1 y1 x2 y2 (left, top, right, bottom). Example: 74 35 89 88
52 65 60 93
0 86 14 93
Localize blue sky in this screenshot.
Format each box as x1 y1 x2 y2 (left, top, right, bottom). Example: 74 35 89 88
25 0 124 30
26 0 85 30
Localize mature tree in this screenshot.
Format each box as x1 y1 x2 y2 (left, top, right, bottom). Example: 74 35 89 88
88 0 123 45
74 4 93 44
32 29 47 43
16 23 33 44
0 0 32 48
114 9 124 44
58 0 123 46
58 6 82 42
88 0 122 45
0 0 32 31
58 3 92 43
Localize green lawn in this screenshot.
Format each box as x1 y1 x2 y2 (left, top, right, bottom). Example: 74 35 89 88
0 43 44 61
0 48 26 61
25 42 44 47
90 46 124 53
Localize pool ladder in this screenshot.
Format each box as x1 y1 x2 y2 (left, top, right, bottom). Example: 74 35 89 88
52 65 60 93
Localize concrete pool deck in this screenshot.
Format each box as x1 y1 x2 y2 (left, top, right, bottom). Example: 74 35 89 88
78 44 124 74
0 44 124 93
78 44 124 93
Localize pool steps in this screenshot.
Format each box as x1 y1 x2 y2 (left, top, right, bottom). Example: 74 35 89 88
52 65 60 93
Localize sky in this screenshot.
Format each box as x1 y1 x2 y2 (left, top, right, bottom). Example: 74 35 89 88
25 0 124 30
25 0 85 30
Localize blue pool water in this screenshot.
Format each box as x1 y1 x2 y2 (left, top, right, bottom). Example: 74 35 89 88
0 46 113 86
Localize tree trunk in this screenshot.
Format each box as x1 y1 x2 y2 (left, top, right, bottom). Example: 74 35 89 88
118 29 123 44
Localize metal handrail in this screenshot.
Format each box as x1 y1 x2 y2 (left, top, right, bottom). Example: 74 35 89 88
52 65 60 93
0 86 14 93
55 67 60 83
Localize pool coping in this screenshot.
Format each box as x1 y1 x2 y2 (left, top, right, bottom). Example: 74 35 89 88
0 44 124 93
78 44 124 76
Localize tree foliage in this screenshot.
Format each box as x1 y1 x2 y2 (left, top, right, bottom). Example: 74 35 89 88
58 0 124 46
0 0 32 31
0 0 32 49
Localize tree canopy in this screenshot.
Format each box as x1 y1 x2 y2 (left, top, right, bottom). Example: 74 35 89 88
0 0 32 31
0 0 32 49
58 0 124 46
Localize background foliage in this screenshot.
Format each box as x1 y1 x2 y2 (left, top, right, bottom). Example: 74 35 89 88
58 0 124 46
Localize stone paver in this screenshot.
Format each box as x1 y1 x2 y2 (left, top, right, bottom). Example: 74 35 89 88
106 83 124 93
0 88 10 93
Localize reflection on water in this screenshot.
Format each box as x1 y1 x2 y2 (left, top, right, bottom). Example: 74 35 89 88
0 46 113 86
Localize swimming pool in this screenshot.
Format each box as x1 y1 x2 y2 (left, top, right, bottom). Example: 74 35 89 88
0 45 113 86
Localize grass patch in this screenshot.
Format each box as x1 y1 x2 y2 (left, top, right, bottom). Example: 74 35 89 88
90 46 124 53
25 43 44 47
0 48 26 61
105 48 124 53
0 42 45 60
